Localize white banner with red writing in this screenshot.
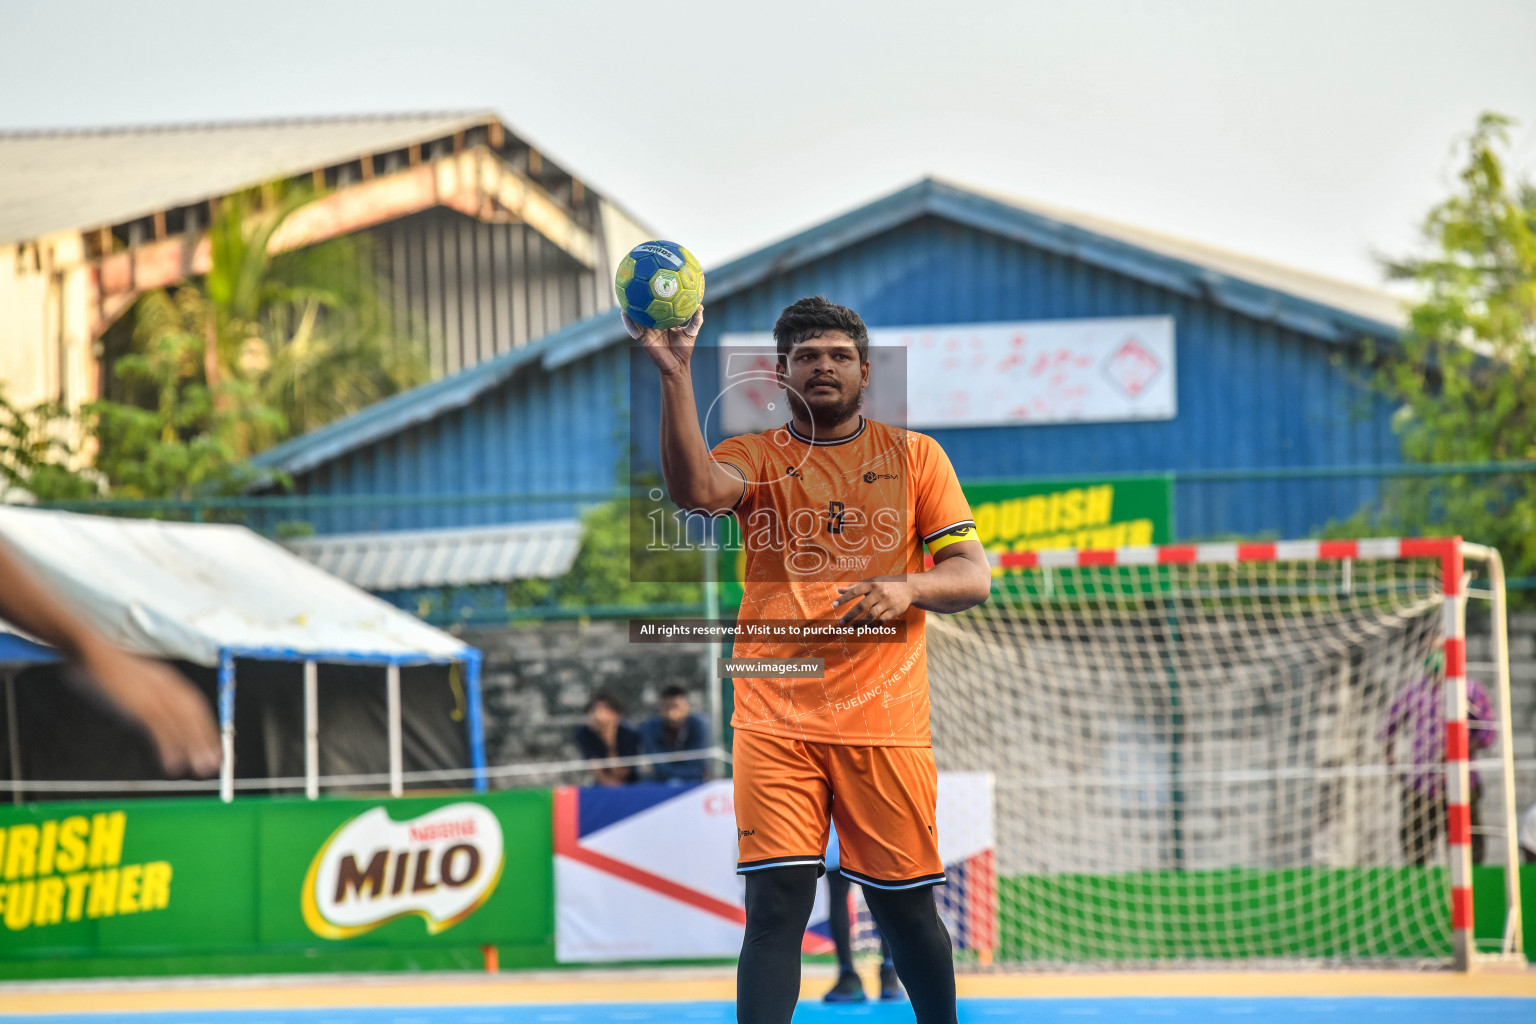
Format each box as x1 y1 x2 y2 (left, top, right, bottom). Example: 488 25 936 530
719 315 1175 432
554 774 994 963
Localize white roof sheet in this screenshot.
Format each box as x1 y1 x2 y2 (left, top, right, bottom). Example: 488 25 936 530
0 111 494 246
0 507 468 666
283 520 582 591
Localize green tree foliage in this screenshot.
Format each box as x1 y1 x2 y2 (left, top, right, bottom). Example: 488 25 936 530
90 290 280 497
1338 113 1536 576
77 186 428 499
0 389 97 501
193 188 428 445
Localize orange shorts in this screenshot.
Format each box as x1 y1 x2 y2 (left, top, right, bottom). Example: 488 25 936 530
732 727 946 889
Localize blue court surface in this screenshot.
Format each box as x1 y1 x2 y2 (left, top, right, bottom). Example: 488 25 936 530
10 999 1534 1024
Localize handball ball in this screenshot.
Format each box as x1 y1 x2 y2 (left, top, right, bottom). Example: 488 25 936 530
616 240 704 329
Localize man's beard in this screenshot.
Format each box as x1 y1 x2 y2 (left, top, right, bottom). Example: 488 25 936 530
786 382 864 432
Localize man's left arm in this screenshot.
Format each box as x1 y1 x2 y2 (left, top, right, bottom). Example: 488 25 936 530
913 540 993 611
834 436 991 623
834 541 991 623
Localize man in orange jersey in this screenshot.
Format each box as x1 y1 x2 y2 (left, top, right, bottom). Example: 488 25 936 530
629 296 991 1024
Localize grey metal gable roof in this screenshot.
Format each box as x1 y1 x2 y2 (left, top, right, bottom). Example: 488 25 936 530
0 111 497 245
251 177 1404 476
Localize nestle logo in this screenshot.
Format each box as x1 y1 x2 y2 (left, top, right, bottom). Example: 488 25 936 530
863 471 897 483
409 818 477 843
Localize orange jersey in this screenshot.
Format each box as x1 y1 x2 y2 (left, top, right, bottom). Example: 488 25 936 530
710 417 975 747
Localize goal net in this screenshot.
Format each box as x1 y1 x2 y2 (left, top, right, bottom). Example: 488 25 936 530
864 538 1521 970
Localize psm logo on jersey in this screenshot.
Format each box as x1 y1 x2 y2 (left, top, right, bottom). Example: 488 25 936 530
863 471 898 484
301 803 505 940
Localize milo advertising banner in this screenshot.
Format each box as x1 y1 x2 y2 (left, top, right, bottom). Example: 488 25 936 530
0 792 552 975
716 475 1173 607
302 802 508 940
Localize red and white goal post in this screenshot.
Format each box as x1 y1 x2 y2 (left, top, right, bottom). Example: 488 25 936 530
915 536 1524 971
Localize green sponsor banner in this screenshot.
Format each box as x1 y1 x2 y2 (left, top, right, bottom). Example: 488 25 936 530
0 794 1528 975
964 475 1173 555
0 791 552 967
0 802 252 959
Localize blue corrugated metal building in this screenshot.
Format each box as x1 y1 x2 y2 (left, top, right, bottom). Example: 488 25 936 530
251 178 1404 545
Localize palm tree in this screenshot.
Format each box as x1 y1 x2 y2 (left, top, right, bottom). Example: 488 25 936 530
194 187 428 447
96 186 429 494
193 187 428 451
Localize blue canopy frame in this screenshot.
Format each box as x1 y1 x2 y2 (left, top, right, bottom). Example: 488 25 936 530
215 645 486 802
0 633 60 667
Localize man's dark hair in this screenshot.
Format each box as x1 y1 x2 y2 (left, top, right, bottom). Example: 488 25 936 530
585 690 624 715
773 296 869 363
660 684 689 702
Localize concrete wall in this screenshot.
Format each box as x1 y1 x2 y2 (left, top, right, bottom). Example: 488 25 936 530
0 233 94 414
1469 612 1536 863
466 619 712 788
0 234 96 474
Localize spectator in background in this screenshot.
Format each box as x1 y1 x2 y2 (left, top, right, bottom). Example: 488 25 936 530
1381 655 1497 865
640 685 710 783
575 691 641 785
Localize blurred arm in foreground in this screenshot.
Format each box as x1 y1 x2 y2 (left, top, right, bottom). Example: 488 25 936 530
0 539 221 777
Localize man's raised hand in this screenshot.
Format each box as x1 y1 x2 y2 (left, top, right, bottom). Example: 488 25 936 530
626 307 704 377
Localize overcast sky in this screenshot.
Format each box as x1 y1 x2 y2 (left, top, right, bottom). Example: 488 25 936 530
2 0 1532 292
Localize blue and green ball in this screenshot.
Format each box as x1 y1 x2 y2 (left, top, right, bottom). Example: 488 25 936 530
615 240 704 329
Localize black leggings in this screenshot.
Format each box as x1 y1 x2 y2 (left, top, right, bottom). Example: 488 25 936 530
826 869 890 972
738 866 956 1024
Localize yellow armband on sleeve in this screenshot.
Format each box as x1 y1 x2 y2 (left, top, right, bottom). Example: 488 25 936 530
924 521 977 554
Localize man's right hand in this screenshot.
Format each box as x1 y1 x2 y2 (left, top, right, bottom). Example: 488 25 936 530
626 307 704 378
78 638 222 778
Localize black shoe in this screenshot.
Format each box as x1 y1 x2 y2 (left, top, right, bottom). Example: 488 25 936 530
879 963 905 1002
823 969 868 1003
